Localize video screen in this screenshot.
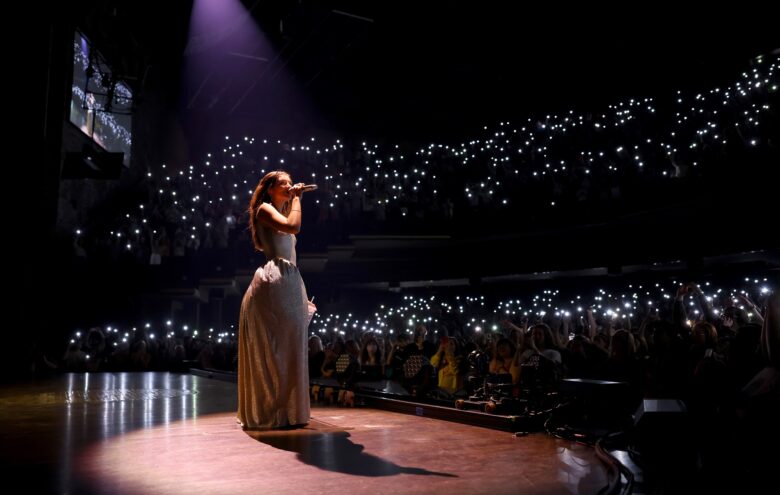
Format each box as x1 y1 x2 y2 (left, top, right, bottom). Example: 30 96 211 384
69 31 132 166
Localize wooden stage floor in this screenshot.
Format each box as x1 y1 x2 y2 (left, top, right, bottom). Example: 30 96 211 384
0 372 607 494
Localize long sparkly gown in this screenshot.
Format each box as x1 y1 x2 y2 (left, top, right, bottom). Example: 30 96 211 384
237 222 313 429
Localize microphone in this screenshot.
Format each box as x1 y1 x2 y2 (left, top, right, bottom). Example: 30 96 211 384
299 184 318 192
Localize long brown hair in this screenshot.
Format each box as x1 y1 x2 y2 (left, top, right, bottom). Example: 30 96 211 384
247 170 291 252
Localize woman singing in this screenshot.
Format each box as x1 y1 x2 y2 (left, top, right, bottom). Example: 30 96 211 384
237 170 316 429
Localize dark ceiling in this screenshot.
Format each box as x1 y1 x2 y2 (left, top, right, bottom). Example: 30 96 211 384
247 1 779 141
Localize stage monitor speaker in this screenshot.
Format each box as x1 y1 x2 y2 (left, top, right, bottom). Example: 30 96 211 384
559 378 633 426
633 399 693 464
634 398 687 428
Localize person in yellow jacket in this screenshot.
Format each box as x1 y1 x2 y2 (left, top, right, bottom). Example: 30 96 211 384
430 336 465 394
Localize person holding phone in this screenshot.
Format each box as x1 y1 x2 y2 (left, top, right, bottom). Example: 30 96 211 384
431 335 464 394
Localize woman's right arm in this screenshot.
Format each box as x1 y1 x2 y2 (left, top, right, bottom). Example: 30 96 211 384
256 196 302 234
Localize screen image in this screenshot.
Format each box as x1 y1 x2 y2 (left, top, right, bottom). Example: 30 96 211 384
69 31 133 166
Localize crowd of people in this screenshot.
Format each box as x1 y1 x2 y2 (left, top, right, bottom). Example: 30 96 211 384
50 276 773 405
58 55 778 264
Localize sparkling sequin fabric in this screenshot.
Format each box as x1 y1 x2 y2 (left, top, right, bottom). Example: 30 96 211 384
237 225 313 429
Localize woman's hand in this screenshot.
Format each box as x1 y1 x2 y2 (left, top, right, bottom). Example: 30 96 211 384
289 183 307 197
307 300 317 321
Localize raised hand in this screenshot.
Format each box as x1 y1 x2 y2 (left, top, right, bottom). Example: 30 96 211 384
289 183 307 197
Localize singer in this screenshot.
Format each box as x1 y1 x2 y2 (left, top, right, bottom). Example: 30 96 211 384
237 170 317 429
